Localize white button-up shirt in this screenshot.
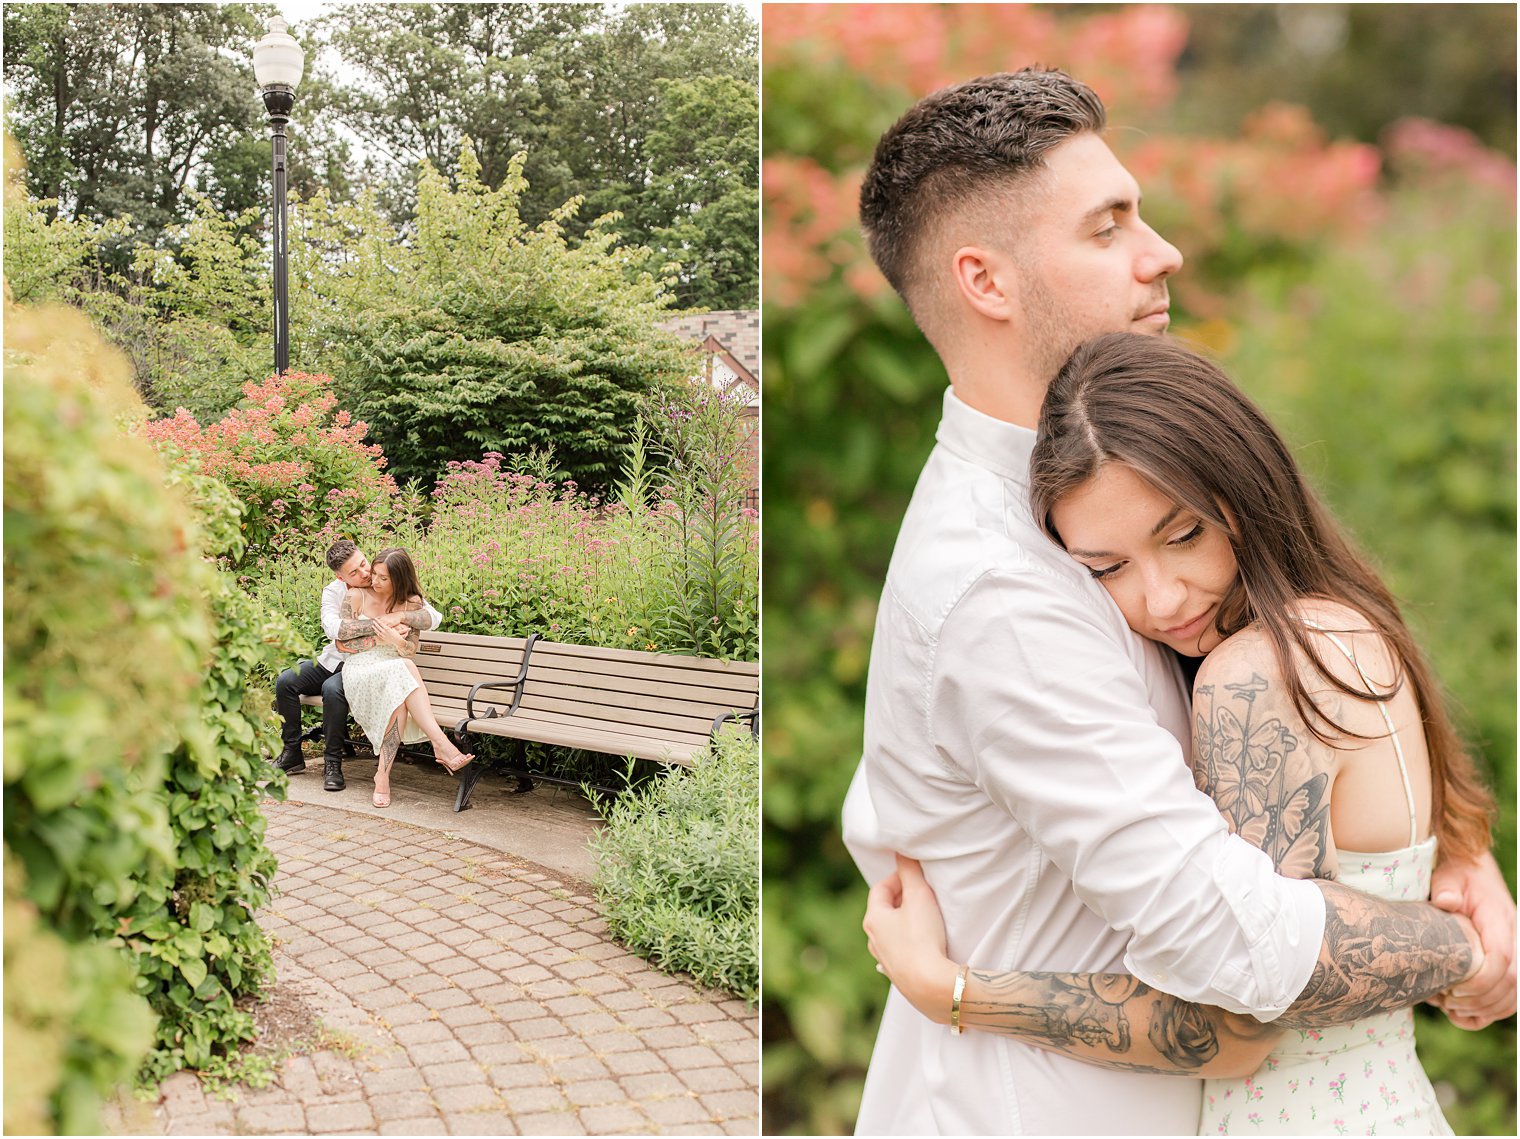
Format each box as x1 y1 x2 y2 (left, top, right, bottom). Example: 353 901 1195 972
844 390 1325 1135
316 579 443 671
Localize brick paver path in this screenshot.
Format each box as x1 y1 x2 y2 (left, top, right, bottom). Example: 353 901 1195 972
146 798 759 1136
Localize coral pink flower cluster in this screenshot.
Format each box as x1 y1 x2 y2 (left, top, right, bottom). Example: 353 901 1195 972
142 371 399 566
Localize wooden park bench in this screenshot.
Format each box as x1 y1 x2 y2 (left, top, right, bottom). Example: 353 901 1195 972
302 630 759 811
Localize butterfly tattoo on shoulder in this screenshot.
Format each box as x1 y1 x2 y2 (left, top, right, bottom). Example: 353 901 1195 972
1193 676 1334 881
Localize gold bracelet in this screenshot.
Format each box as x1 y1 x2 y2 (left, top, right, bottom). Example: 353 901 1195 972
950 964 969 1035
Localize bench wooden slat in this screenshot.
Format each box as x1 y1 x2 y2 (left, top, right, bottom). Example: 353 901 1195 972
465 716 704 765
428 631 757 674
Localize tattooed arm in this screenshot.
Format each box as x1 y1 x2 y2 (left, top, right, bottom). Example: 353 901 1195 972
335 589 378 653
370 599 423 658
864 619 1477 1070
865 857 1283 1077
1192 621 1478 1029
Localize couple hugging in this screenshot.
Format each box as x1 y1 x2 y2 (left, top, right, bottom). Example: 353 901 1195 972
272 541 473 808
844 70 1514 1135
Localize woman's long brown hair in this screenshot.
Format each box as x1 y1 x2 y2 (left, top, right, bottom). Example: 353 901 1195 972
1029 332 1494 864
371 546 425 615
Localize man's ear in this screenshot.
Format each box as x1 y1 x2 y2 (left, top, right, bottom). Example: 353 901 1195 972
950 245 1018 323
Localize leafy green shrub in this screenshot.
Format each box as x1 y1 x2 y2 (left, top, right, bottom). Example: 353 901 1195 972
4 294 212 1133
639 384 760 660
589 733 759 1001
123 578 302 1080
117 459 305 1081
293 143 695 493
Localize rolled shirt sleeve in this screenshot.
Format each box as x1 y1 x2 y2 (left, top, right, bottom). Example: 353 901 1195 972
320 579 347 643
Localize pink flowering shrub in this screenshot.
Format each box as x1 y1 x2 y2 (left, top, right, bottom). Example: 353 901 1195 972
141 371 399 569
1382 117 1516 205
1119 103 1383 317
763 5 1390 322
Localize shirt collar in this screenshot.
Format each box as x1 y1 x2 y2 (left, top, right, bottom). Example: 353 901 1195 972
935 387 1037 488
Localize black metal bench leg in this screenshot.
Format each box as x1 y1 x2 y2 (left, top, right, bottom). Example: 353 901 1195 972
453 729 481 812
513 739 534 793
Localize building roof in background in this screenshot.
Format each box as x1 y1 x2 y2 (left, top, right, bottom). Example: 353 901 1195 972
659 310 759 389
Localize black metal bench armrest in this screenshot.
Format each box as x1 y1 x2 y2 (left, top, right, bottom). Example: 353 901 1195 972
710 706 759 742
464 632 540 722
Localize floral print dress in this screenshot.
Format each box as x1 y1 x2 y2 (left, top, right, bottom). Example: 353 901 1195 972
1198 839 1451 1135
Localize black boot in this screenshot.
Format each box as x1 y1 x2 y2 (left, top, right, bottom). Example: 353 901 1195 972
323 756 345 792
274 743 306 774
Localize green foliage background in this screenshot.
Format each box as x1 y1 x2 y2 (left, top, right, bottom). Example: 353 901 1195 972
761 5 1516 1135
3 285 299 1129
1 1 759 311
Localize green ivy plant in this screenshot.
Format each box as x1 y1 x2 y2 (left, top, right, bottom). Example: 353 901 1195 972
3 290 212 1133
122 455 306 1081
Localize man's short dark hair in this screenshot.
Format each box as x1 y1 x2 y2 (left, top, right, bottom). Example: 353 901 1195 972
326 539 359 572
859 69 1106 308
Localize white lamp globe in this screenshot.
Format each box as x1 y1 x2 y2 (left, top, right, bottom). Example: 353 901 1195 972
253 16 304 91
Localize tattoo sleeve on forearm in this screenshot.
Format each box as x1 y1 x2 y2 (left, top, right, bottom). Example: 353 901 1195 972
335 592 377 651
396 607 431 631
962 971 1277 1076
1276 885 1474 1029
1192 649 1474 1029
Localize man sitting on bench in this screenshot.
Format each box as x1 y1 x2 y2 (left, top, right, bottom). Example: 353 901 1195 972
272 539 443 790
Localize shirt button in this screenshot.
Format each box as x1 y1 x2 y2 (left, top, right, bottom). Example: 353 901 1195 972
1154 970 1169 983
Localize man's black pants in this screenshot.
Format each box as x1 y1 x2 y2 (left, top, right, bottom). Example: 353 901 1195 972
274 660 349 760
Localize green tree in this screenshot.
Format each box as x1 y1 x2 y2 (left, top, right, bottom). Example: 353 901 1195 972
2 3 273 246
1174 6 1517 158
292 142 694 492
311 2 757 309
644 76 759 308
313 2 597 223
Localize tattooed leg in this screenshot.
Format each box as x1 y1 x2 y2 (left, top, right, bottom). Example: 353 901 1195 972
398 686 473 772
373 712 403 808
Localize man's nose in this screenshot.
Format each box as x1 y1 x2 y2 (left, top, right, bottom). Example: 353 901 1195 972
1137 223 1183 282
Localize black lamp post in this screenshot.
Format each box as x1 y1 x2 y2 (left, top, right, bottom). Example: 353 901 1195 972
253 16 305 376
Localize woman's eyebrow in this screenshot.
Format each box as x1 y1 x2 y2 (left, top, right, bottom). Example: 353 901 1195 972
1149 505 1182 536
1065 504 1183 559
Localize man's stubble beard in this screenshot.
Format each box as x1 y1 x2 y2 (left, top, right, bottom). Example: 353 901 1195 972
1019 268 1170 393
1019 268 1090 391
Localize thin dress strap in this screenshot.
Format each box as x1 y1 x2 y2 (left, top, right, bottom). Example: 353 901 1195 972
1303 619 1419 847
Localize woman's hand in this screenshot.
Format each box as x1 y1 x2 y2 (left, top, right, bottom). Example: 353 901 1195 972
371 618 405 648
863 854 962 1025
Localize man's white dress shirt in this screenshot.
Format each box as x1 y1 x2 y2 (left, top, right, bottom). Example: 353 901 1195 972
317 580 443 672
844 391 1326 1135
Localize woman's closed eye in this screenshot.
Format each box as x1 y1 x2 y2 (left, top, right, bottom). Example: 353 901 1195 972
1086 560 1124 581
1168 521 1205 547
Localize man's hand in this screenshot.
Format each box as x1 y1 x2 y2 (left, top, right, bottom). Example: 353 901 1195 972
373 612 409 633
1428 851 1516 1028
